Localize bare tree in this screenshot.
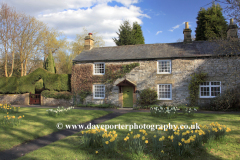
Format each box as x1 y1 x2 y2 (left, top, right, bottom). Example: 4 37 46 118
15 14 46 76
0 3 19 77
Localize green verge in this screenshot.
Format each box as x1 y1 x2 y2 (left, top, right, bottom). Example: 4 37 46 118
17 112 240 160
0 107 111 151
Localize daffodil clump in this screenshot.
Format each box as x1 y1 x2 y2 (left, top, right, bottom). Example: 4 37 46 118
102 130 118 152
81 128 106 148
0 104 20 113
202 122 231 141
46 106 74 117
152 131 165 154
150 106 179 119
182 107 197 116
80 122 231 157
2 113 24 127
123 129 149 154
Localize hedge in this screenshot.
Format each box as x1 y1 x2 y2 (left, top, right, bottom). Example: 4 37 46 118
41 90 72 100
0 68 71 94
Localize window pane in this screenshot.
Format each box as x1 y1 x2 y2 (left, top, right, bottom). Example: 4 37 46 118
159 84 171 99
94 85 105 98
211 87 220 96
94 63 104 74
159 61 170 73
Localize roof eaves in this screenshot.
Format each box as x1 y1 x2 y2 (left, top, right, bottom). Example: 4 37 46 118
72 55 216 63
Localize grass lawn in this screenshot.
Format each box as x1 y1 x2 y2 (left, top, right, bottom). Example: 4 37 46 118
0 107 111 151
17 112 240 160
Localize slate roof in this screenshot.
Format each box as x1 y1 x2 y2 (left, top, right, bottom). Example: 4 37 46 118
73 41 221 63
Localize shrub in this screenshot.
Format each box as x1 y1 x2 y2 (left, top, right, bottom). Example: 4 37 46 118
137 88 157 108
209 85 240 111
41 90 72 100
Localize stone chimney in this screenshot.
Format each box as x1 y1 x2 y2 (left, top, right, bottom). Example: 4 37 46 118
183 22 192 43
84 33 94 50
227 18 238 39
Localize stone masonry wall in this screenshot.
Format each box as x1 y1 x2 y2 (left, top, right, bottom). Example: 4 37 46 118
41 96 74 106
74 57 240 107
0 93 29 105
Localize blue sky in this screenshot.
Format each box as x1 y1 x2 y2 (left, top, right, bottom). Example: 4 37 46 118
2 0 231 46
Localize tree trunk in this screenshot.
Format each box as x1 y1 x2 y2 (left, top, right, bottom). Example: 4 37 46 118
9 48 15 77
4 47 8 77
24 59 27 76
21 61 24 77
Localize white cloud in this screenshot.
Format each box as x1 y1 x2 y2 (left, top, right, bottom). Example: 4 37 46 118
3 0 140 15
3 0 149 46
156 31 162 35
168 22 186 32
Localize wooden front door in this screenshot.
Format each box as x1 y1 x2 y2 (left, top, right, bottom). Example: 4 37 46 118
123 86 133 108
29 92 41 105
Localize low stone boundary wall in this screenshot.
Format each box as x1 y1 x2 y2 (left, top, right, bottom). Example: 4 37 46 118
41 96 73 106
0 93 73 106
0 93 29 105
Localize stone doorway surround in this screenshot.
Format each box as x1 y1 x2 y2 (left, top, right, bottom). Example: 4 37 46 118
116 78 137 108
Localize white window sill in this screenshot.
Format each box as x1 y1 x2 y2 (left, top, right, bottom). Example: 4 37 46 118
93 73 105 75
158 98 172 100
157 72 171 74
93 97 105 99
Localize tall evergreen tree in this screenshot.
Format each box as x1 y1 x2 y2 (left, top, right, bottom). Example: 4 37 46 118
195 3 228 41
132 22 145 44
113 20 145 46
44 50 56 73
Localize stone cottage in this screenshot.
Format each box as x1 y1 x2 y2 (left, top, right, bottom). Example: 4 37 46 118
72 19 240 108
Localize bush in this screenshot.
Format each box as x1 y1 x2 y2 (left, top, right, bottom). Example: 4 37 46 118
137 88 157 108
209 85 240 111
41 90 72 100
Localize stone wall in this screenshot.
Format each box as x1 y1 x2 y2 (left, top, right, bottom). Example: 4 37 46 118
0 93 29 105
41 96 73 106
73 57 240 107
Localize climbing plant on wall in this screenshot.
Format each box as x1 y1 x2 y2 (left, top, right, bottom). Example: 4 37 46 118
71 63 140 103
188 72 208 106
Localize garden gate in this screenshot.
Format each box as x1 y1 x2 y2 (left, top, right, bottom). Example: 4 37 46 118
29 92 41 105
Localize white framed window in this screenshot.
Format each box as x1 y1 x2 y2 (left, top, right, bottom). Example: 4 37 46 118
157 84 172 100
93 84 105 99
93 62 105 75
199 81 221 98
157 60 171 74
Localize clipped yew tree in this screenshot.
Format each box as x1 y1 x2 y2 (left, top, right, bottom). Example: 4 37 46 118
137 88 157 108
0 68 71 94
44 50 56 73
